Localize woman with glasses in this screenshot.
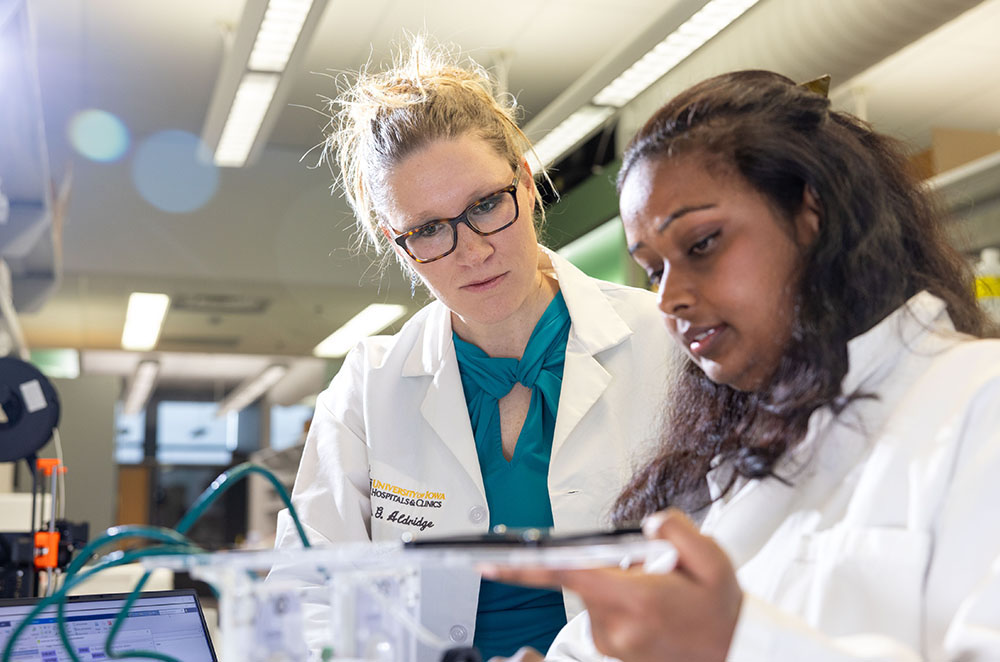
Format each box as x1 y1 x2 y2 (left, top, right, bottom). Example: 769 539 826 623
271 38 673 660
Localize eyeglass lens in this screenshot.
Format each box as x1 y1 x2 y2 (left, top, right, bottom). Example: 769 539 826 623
405 189 518 261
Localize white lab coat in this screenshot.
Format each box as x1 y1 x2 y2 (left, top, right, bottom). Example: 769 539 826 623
272 247 673 658
547 291 1000 662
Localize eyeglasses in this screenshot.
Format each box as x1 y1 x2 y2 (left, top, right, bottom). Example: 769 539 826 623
391 173 521 264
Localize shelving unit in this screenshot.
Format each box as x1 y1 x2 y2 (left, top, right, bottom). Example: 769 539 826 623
930 149 1000 254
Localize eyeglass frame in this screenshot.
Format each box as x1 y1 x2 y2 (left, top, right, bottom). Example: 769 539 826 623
389 172 521 264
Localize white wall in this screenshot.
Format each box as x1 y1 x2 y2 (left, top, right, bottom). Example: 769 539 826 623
26 375 120 537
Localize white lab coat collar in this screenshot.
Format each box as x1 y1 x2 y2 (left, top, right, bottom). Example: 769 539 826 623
400 302 453 378
399 246 634 378
703 291 955 565
396 246 639 503
543 246 635 355
840 290 953 396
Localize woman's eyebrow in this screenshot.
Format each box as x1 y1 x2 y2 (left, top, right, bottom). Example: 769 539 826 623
628 203 717 254
656 203 716 232
408 179 513 226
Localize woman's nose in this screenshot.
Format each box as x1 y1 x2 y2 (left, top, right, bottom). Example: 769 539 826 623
453 222 494 265
656 266 694 317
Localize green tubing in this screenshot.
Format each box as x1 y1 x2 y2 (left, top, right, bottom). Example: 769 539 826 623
177 462 311 547
3 536 201 662
101 570 177 662
64 525 191 578
3 463 308 662
57 548 202 662
64 547 202 662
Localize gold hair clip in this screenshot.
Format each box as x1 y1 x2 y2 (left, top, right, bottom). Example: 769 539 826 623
798 74 831 98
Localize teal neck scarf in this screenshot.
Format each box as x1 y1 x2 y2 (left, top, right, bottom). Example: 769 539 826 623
453 291 571 478
453 291 572 660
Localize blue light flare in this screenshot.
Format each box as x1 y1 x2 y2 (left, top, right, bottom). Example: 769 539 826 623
131 130 219 214
67 109 130 162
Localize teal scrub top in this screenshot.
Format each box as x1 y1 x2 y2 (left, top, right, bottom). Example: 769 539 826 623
453 292 571 660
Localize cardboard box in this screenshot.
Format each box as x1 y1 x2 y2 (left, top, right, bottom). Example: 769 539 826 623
910 128 1000 179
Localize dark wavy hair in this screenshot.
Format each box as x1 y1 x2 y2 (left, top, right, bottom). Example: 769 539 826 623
612 70 993 523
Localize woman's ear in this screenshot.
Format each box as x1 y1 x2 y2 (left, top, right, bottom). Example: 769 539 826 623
796 185 821 247
521 158 538 208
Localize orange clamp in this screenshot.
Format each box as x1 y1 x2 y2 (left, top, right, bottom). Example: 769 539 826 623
36 458 61 476
34 531 61 569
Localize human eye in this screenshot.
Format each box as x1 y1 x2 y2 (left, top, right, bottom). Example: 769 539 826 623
688 230 720 256
413 221 447 239
469 193 503 216
633 257 662 287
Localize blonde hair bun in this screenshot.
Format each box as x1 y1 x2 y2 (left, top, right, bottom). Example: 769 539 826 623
325 35 535 257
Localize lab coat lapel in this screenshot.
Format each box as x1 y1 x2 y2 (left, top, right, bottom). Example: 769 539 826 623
403 302 487 502
546 249 631 458
552 347 612 457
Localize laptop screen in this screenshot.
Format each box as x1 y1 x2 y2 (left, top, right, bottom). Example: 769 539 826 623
0 589 217 661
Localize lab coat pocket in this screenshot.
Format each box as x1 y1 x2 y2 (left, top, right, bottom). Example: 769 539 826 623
794 526 931 642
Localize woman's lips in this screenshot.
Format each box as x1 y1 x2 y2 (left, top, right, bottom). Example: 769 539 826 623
461 272 506 292
686 324 726 356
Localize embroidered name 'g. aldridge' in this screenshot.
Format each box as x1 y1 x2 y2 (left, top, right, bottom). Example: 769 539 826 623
385 510 435 531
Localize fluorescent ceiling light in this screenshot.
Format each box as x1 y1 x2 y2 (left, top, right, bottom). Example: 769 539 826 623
593 0 760 108
248 0 314 72
121 292 170 351
123 360 159 416
216 364 289 416
527 0 761 169
201 0 328 168
528 105 615 173
214 72 280 167
313 304 408 358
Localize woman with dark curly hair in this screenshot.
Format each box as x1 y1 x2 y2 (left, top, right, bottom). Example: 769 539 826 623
489 70 1000 662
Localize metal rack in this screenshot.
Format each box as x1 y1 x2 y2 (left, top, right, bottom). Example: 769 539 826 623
0 0 60 322
0 259 29 360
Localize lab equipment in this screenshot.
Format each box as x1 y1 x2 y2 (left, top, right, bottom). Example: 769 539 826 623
1 460 674 662
0 357 61 463
0 358 89 600
146 533 675 662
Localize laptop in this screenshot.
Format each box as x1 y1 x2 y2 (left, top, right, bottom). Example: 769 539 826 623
0 589 218 661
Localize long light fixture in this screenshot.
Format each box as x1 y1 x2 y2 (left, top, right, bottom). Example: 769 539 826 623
201 0 328 168
214 73 281 167
122 360 159 416
593 0 759 108
216 364 288 416
525 0 762 170
121 292 170 351
528 106 615 175
313 304 407 359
